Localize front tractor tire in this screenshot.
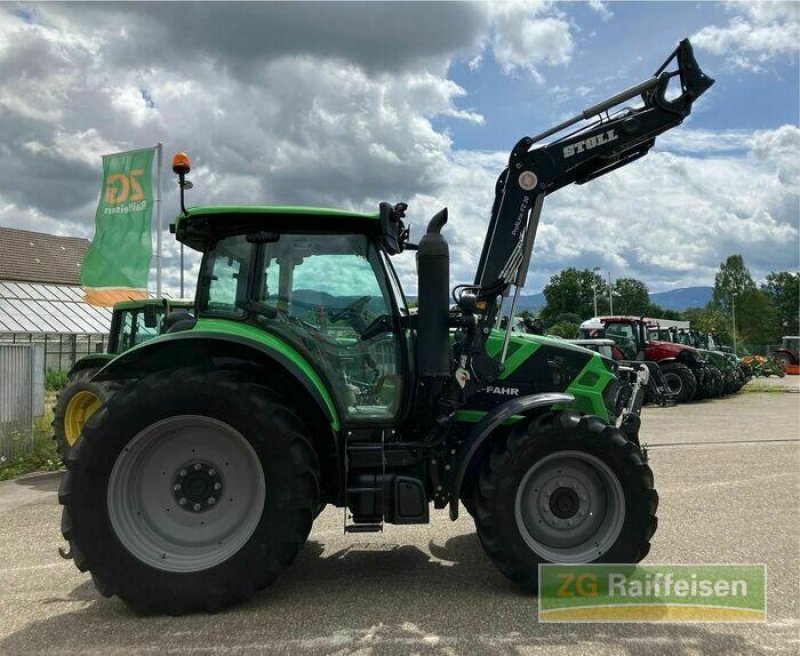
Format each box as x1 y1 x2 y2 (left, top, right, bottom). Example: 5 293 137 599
659 362 697 403
59 368 320 615
696 365 723 400
53 369 120 459
471 411 657 592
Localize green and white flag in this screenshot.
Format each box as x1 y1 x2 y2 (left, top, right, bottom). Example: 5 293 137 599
81 147 155 306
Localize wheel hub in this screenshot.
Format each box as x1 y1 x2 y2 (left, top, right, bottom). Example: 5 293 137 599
173 462 223 512
549 486 580 519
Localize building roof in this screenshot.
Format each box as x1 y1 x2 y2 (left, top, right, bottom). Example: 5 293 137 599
0 226 89 286
0 280 112 335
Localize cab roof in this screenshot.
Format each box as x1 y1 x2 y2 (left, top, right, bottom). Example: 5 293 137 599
173 205 380 252
113 298 195 311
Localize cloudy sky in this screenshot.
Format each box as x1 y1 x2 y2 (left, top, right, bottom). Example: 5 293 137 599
0 0 797 298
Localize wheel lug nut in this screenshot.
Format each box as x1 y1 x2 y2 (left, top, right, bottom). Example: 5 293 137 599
208 469 216 477
194 463 202 471
178 498 187 506
193 503 202 512
179 469 187 478
214 483 222 490
173 484 181 492
208 497 216 505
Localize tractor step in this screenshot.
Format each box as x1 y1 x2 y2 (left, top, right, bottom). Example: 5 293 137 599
344 523 383 533
343 432 386 534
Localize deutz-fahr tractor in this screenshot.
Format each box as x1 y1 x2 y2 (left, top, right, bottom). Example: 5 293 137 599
581 316 709 403
53 298 194 458
60 40 712 614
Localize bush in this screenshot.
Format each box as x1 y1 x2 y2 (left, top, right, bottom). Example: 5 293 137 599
547 321 579 339
45 369 69 391
0 405 62 481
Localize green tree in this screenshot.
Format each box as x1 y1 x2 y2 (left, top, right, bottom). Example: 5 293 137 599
683 306 730 342
736 289 781 348
613 277 650 315
644 303 682 321
540 268 606 325
712 255 756 312
761 271 800 335
546 321 580 339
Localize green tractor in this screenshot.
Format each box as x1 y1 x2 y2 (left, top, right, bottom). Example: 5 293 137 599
59 40 711 614
53 298 194 458
675 329 748 394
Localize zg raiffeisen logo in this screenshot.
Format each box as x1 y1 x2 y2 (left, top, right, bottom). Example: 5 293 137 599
538 564 766 622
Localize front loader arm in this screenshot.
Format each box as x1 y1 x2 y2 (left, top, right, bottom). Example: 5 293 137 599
472 39 713 344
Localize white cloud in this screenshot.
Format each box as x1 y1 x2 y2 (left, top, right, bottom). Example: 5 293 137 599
488 1 575 80
0 2 795 304
692 0 800 71
588 0 613 22
391 126 800 296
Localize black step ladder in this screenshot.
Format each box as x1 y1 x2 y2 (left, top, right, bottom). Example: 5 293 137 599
343 430 385 534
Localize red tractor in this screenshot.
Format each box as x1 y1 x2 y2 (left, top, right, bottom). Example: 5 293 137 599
773 336 800 374
580 316 708 403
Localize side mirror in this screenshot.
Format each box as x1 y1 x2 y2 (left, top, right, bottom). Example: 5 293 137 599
143 303 158 328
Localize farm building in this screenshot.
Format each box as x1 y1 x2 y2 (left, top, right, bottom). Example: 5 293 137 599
0 226 113 373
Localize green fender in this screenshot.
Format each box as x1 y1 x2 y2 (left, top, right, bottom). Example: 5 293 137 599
94 318 341 430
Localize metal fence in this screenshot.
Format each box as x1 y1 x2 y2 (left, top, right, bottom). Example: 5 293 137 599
0 332 108 374
0 344 44 459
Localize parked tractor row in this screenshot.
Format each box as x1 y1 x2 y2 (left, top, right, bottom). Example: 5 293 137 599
577 316 751 404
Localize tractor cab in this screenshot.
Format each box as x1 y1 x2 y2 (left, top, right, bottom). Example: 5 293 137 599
581 316 654 361
108 298 195 354
175 205 410 423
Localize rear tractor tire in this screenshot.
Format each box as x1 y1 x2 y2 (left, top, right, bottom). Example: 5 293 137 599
471 411 657 592
659 362 697 403
53 369 120 460
59 368 320 615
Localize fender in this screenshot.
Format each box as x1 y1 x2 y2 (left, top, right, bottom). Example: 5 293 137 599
68 354 115 378
94 330 341 430
448 392 574 519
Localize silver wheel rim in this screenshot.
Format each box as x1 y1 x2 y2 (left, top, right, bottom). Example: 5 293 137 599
514 450 625 562
107 415 266 573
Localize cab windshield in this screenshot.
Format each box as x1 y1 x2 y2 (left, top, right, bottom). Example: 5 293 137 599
198 232 404 422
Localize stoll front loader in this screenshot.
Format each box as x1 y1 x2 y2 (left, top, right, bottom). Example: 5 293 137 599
60 40 712 614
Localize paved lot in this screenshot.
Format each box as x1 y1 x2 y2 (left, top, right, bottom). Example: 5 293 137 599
0 379 798 655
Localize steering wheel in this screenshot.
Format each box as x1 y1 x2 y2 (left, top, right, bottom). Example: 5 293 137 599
329 296 371 323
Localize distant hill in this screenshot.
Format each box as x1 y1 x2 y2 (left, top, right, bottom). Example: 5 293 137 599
396 286 712 314
649 286 712 310
509 286 713 313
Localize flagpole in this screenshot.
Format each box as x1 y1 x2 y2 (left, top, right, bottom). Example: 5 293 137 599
156 142 163 298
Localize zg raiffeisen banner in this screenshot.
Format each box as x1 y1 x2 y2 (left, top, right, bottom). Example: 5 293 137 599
81 147 155 306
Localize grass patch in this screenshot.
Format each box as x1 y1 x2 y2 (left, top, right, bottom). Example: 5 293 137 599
0 406 63 482
741 382 798 393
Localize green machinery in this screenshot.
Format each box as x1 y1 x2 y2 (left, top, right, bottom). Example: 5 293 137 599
59 40 712 614
53 298 194 457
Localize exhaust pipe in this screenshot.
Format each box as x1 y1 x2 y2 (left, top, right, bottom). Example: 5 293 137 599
416 208 450 377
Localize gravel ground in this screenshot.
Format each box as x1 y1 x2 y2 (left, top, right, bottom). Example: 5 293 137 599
0 380 798 655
